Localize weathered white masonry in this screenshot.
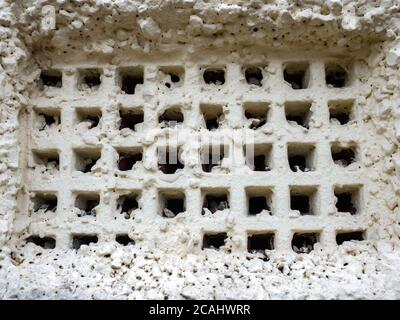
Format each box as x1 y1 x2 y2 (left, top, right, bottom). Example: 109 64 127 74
0 0 400 299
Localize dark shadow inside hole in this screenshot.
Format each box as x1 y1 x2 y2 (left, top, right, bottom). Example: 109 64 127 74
203 194 229 214
330 110 350 125
332 148 355 166
169 72 180 83
117 195 138 219
292 233 318 254
253 155 269 171
118 152 142 171
336 231 364 245
158 149 184 174
86 115 100 128
291 195 311 215
163 197 185 217
116 234 134 246
76 152 100 173
37 111 60 131
248 196 269 215
326 64 347 88
245 67 263 86
72 235 98 249
47 156 59 167
285 102 311 129
82 71 101 88
202 148 224 173
119 110 144 130
202 105 223 130
40 71 62 88
250 120 266 130
286 113 308 128
159 108 184 126
78 157 99 173
203 69 225 85
288 155 307 172
121 74 143 94
79 112 101 129
206 117 219 130
284 66 307 89
26 236 56 249
161 68 183 88
202 233 227 250
43 114 56 125
248 234 274 252
83 159 96 172
75 195 99 216
245 111 266 130
335 192 357 214
33 194 57 213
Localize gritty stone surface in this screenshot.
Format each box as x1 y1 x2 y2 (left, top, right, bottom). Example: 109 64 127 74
0 0 400 299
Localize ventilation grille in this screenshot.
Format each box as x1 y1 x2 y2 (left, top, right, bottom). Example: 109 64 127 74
16 58 366 253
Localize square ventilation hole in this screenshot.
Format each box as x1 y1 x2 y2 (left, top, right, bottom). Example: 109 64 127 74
76 107 102 129
117 193 139 219
287 143 315 172
290 186 317 216
285 101 312 129
157 145 184 174
202 232 228 250
203 67 225 85
336 231 364 245
244 144 272 171
334 185 360 215
26 235 56 249
39 69 62 89
31 192 57 214
292 232 319 254
201 104 224 130
117 148 143 171
243 102 269 130
158 106 184 128
118 67 144 94
159 190 186 218
35 108 61 131
72 234 98 249
78 68 102 90
201 144 228 173
116 234 135 246
244 66 263 86
246 187 272 215
329 100 354 125
159 66 184 89
331 143 357 167
119 107 144 131
74 147 101 173
283 62 310 89
202 189 230 215
74 193 100 217
247 233 274 252
325 62 349 88
32 149 59 171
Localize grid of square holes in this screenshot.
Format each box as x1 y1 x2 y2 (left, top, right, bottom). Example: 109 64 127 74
20 58 368 253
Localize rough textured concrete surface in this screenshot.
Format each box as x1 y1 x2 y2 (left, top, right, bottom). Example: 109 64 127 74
0 0 400 299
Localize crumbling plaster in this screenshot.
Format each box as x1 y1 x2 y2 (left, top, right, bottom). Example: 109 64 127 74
0 0 400 299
